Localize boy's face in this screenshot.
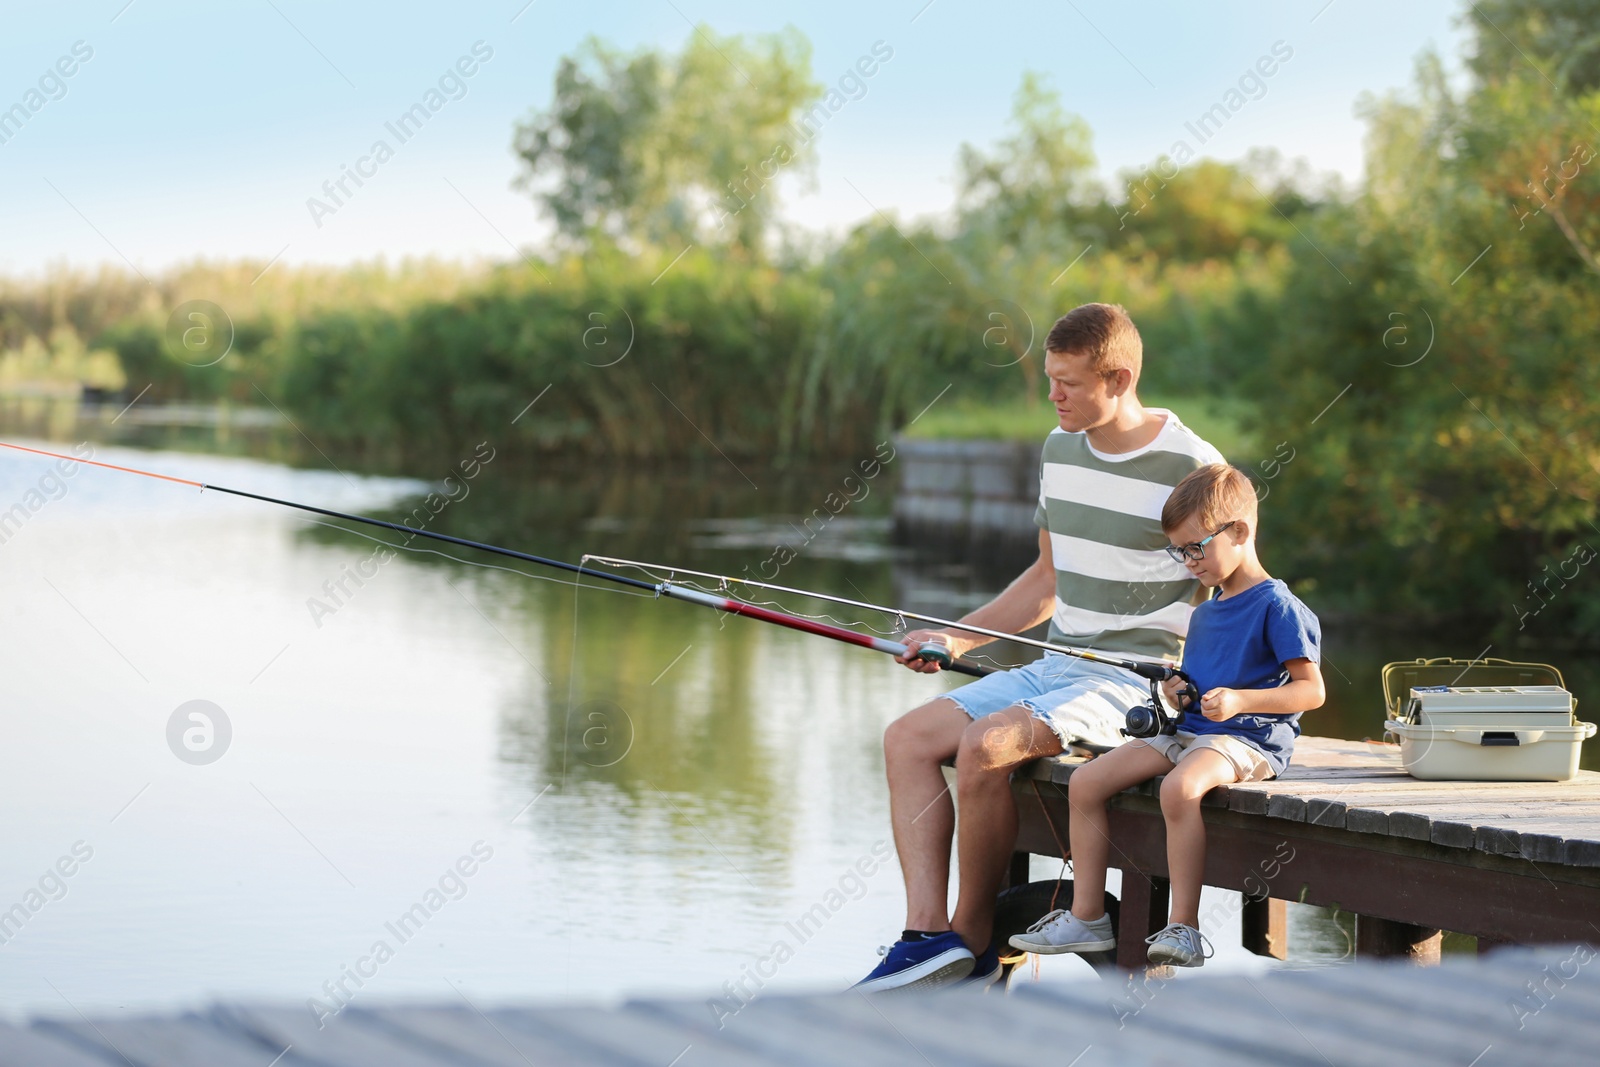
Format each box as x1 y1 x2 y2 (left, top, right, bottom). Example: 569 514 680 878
1165 514 1247 587
1044 349 1123 433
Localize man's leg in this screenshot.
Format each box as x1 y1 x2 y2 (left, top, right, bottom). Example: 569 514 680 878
948 705 1063 952
883 697 970 931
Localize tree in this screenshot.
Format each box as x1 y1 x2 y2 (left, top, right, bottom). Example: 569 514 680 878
1254 3 1600 642
513 27 821 256
954 72 1100 247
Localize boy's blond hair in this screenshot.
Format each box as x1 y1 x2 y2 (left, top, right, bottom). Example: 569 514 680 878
1161 463 1258 533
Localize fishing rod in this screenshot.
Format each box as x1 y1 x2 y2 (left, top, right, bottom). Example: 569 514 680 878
585 554 1187 685
0 441 996 677
588 555 1201 736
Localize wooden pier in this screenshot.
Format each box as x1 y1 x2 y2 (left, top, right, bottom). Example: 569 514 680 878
4 945 1597 1065
1000 736 1600 968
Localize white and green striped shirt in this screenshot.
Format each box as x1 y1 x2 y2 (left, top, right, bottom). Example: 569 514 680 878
1033 410 1225 664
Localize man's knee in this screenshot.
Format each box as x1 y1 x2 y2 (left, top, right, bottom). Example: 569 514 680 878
956 710 1055 776
884 697 967 764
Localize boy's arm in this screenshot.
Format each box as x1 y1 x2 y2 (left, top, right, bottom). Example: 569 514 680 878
1197 659 1325 721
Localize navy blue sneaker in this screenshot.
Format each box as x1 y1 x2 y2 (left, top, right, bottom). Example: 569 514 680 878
854 932 975 993
960 943 1004 990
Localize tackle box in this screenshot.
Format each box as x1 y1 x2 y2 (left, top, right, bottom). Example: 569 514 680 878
1381 657 1596 782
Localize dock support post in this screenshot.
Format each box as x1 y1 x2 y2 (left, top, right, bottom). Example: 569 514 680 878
1116 870 1170 970
1355 915 1442 963
1240 896 1288 960
1005 851 1030 891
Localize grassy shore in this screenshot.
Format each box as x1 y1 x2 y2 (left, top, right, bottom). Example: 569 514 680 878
901 392 1258 461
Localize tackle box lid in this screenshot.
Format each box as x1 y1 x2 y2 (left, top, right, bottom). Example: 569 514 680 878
1382 657 1566 720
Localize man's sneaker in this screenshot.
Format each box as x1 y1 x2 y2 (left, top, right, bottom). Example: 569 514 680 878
1008 910 1116 955
960 944 1003 990
854 932 974 993
1145 922 1213 968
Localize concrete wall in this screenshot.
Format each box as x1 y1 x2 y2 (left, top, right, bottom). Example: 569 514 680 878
891 437 1041 572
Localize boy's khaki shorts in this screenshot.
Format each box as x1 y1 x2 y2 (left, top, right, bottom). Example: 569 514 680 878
1134 731 1274 782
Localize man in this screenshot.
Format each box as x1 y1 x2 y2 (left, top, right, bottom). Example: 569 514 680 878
856 302 1224 991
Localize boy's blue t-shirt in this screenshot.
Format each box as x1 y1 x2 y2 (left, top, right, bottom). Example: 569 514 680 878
1177 578 1321 777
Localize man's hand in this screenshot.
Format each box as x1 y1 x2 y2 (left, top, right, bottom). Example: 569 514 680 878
897 629 973 673
1199 688 1245 721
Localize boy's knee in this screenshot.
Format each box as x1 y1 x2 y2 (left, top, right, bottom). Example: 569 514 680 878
1067 766 1108 807
1158 772 1198 814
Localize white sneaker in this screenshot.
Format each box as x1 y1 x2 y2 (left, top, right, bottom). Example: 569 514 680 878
1145 922 1213 967
1008 909 1116 955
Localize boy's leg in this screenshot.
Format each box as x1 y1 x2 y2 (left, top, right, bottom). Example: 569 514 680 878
1067 741 1176 920
1158 748 1242 927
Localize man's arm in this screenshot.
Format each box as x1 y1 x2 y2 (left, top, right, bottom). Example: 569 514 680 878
897 527 1057 673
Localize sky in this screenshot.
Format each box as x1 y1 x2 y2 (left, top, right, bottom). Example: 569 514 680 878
0 0 1471 276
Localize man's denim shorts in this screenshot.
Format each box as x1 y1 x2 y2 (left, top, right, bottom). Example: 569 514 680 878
944 652 1151 749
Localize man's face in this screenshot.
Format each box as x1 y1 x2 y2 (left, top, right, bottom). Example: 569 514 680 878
1045 349 1120 432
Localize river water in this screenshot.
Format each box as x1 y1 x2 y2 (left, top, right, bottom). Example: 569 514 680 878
1 433 1588 1018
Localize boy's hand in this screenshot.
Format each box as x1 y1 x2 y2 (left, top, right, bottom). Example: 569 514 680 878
1161 675 1193 710
1199 688 1244 721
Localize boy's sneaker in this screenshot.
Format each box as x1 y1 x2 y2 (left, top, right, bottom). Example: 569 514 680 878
960 944 1003 990
1145 922 1213 968
1008 909 1116 955
854 932 974 993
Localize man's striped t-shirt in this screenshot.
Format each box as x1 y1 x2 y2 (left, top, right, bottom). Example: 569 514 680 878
1033 410 1226 664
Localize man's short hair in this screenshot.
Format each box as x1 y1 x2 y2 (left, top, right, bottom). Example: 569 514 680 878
1044 302 1142 379
1161 463 1259 532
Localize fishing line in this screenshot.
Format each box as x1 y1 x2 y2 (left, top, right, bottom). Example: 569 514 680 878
577 555 1019 672
298 517 655 598
583 554 912 637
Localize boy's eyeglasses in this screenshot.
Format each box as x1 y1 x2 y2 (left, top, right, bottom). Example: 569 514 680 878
1164 521 1237 563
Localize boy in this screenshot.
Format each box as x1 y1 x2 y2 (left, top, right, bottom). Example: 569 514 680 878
1009 463 1323 967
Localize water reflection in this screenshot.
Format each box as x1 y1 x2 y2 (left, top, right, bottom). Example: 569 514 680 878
1 420 1591 1016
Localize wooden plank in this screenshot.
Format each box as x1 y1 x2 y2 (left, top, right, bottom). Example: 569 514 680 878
1168 975 1482 1066
1009 983 1285 1067
35 1017 311 1067
1564 836 1600 867
1082 976 1395 1067
213 1006 471 1067
1305 954 1600 1058
0 1023 123 1067
1277 961 1600 1062
354 1008 609 1067
636 998 924 1067
502 1005 769 1067
733 993 1021 1066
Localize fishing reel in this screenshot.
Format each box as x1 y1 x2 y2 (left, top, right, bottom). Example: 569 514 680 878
1121 668 1197 739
